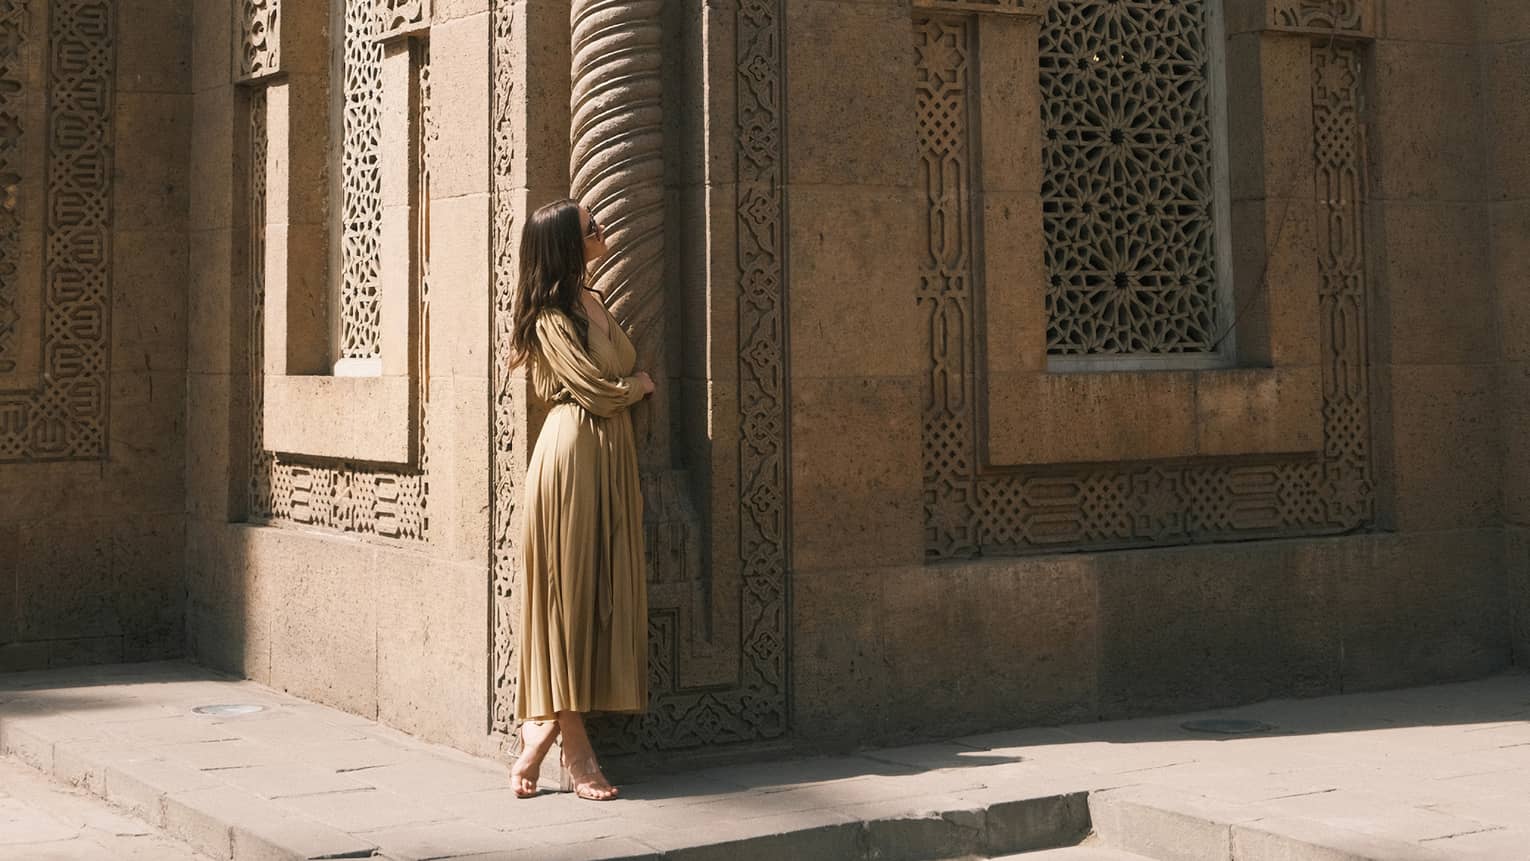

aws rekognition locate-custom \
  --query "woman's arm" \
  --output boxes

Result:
[534,312,649,418]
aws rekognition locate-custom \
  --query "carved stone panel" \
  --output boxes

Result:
[918,16,1372,558]
[0,0,113,463]
[377,0,429,40]
[340,0,384,360]
[238,0,280,81]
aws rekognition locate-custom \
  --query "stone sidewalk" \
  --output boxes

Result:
[0,662,1527,860]
[0,751,209,860]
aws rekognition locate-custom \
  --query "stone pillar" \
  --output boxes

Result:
[569,0,704,621]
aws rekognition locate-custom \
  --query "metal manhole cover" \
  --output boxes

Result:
[1181,718,1273,735]
[191,704,267,717]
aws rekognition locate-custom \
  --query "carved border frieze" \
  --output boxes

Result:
[919,15,1373,558]
[0,0,113,462]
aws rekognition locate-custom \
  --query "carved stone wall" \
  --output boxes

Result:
[1040,0,1222,356]
[0,0,114,462]
[919,12,1372,558]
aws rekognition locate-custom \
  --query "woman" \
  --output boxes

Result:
[504,199,655,801]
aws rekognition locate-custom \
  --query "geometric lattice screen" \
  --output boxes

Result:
[1040,0,1222,356]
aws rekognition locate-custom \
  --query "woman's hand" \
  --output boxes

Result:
[634,371,656,397]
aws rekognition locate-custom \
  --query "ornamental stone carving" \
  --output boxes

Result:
[0,0,114,462]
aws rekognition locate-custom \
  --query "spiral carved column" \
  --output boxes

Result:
[570,0,668,464]
[571,0,704,607]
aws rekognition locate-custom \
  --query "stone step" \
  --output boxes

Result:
[991,844,1158,860]
[0,662,1097,861]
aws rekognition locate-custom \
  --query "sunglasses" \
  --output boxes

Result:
[585,212,603,238]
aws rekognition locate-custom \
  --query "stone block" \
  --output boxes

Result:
[1340,530,1511,691]
[1478,0,1530,43]
[1232,816,1458,861]
[788,185,922,380]
[193,0,231,92]
[1482,41,1530,201]
[877,558,1099,736]
[785,0,916,188]
[987,370,1198,465]
[1226,33,1312,204]
[1087,786,1252,861]
[1381,0,1476,44]
[104,757,219,827]
[189,228,235,374]
[16,520,116,641]
[791,569,890,747]
[1384,364,1500,531]
[1372,42,1482,203]
[48,637,126,668]
[1195,366,1322,457]
[1499,362,1530,525]
[262,374,413,465]
[858,804,985,861]
[1374,203,1493,366]
[104,370,188,515]
[113,229,189,373]
[980,189,1048,376]
[1096,539,1343,719]
[790,376,922,573]
[166,784,379,861]
[185,374,240,522]
[0,525,15,644]
[984,792,1091,856]
[427,193,491,378]
[190,87,236,232]
[267,531,379,718]
[1494,201,1530,360]
[375,553,490,753]
[114,92,193,232]
[976,15,1041,195]
[429,13,491,199]
[113,513,186,655]
[646,809,863,861]
[1229,197,1320,368]
[357,820,541,860]
[1508,527,1530,667]
[117,0,192,93]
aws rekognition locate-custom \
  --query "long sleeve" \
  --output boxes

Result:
[534,312,645,418]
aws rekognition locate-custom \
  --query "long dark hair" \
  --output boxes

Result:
[507,198,590,369]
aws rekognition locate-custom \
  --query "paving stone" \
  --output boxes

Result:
[271,787,457,833]
[336,753,507,798]
[858,802,986,861]
[164,784,375,861]
[153,739,295,772]
[1087,786,1250,861]
[206,763,377,800]
[1231,816,1458,861]
[103,756,222,827]
[356,819,543,860]
[639,808,863,861]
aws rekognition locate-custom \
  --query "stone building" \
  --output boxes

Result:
[1,0,1527,766]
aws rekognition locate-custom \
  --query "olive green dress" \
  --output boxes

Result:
[515,305,648,722]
